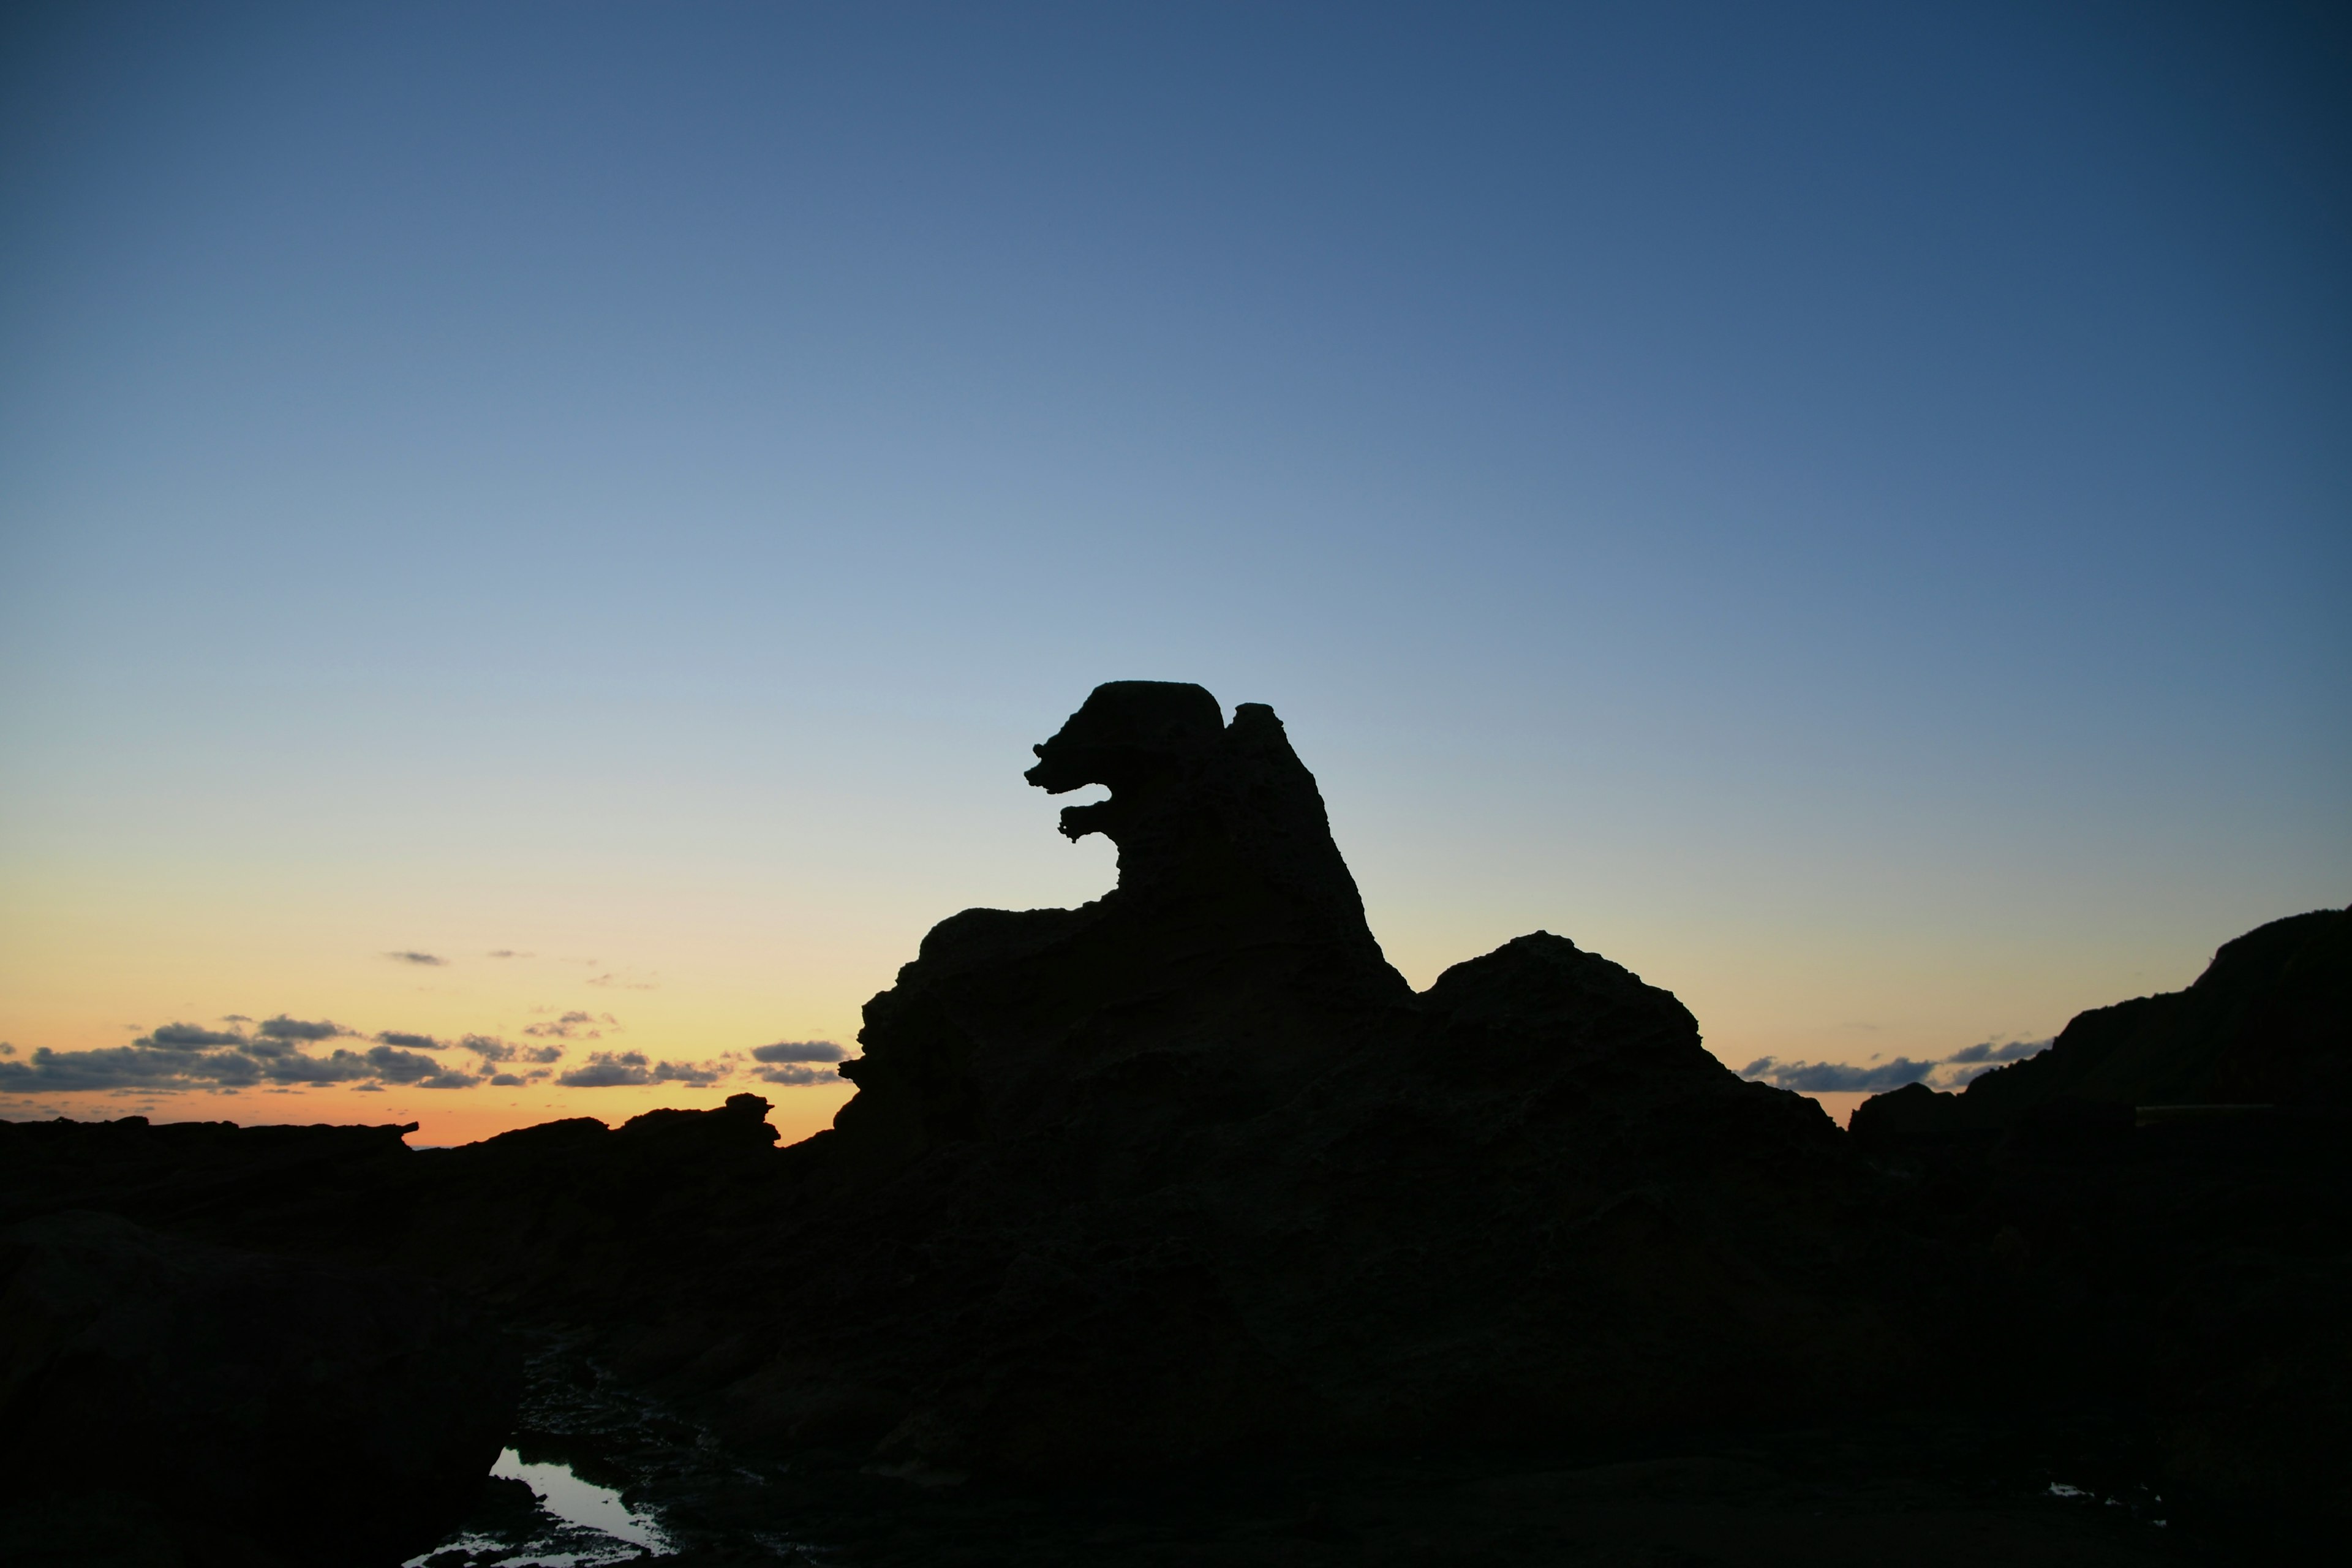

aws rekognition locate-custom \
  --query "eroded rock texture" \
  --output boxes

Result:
[633,682,1896,1475]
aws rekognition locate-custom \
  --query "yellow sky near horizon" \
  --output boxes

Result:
[0,806,2272,1147]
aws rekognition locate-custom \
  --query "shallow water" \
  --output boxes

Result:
[488,1448,668,1551]
[402,1444,668,1568]
[405,1335,2199,1567]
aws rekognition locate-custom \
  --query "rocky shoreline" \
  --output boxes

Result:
[4,684,2344,1564]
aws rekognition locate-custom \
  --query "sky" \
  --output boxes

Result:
[2,1,2345,1144]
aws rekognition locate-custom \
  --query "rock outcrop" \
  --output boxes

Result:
[10,683,2336,1552]
[630,682,1901,1474]
[1852,907,2351,1148]
[1848,905,2352,1525]
[0,1209,518,1567]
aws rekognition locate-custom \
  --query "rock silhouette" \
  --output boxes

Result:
[652,682,1897,1474]
[0,1208,516,1567]
[1852,906,2351,1148]
[1850,904,2352,1526]
[1,684,2342,1559]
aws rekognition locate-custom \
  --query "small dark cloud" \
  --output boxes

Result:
[256,1015,350,1042]
[386,951,447,967]
[2,1044,262,1092]
[1945,1037,2052,1066]
[362,1046,444,1084]
[752,1040,848,1064]
[417,1069,481,1090]
[374,1031,443,1050]
[524,1010,616,1040]
[488,1073,525,1087]
[221,1014,252,1023]
[485,949,529,959]
[1740,1056,1942,1093]
[753,1063,840,1087]
[1741,1036,2054,1095]
[461,1033,516,1061]
[259,1049,377,1085]
[556,1050,652,1088]
[555,1050,729,1088]
[0,1043,14,1057]
[353,1083,384,1092]
[522,1044,563,1063]
[139,1022,247,1049]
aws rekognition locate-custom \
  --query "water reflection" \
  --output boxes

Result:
[403,1447,668,1567]
[491,1449,666,1550]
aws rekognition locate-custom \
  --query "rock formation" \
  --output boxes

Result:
[4,683,2340,1556]
[1848,904,2352,1525]
[629,682,1901,1475]
[1852,907,2351,1149]
[0,1208,517,1567]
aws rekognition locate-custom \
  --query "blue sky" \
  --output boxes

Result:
[2,2,2345,1138]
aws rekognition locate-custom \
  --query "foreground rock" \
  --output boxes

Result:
[1850,905,2352,1525]
[0,1210,518,1567]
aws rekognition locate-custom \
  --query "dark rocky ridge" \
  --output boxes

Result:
[1,682,2343,1561]
[635,682,1901,1474]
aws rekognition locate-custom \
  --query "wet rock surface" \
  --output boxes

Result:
[2,684,2344,1561]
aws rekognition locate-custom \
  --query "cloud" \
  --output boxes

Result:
[1,1001,710,1100]
[586,972,657,991]
[221,1014,252,1023]
[752,1040,848,1064]
[1944,1037,2053,1065]
[138,1022,246,1049]
[524,1011,614,1040]
[1740,1057,1942,1093]
[386,951,447,967]
[256,1016,351,1042]
[362,1046,445,1084]
[555,1050,730,1088]
[485,950,530,959]
[556,1051,653,1087]
[2,1044,264,1092]
[753,1063,841,1086]
[1741,1036,2054,1095]
[0,1025,481,1095]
